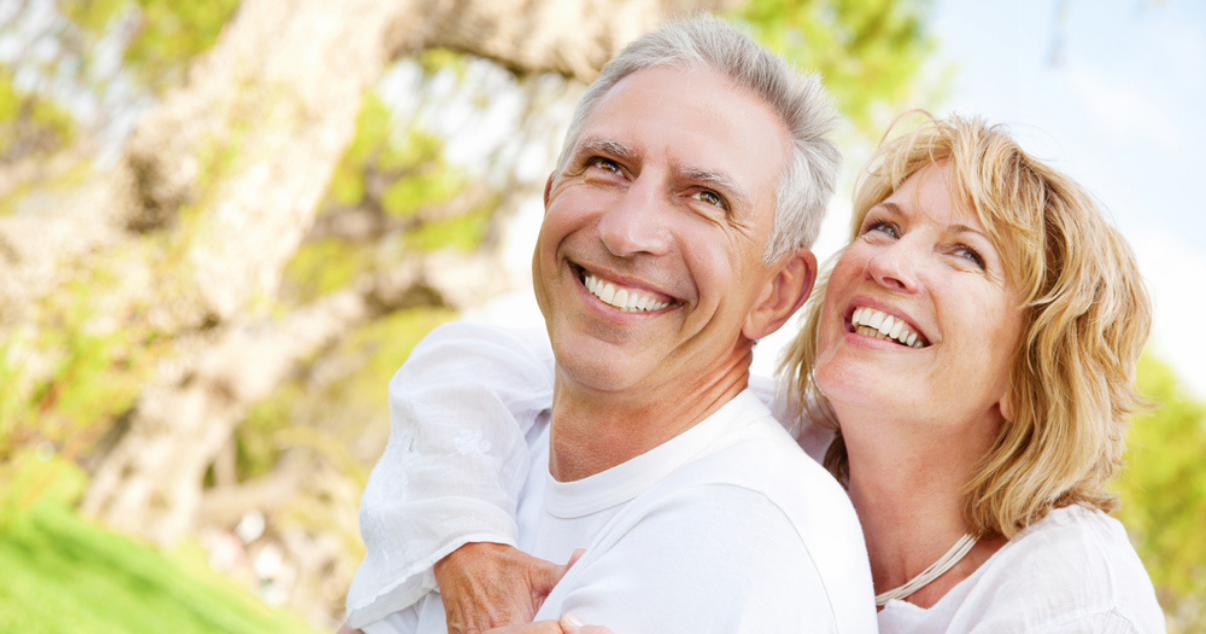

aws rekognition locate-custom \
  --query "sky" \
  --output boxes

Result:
[472,0,1206,397]
[925,0,1206,396]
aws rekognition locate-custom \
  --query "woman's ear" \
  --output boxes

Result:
[743,247,817,341]
[998,383,1015,423]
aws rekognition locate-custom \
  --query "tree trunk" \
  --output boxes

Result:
[65,0,741,545]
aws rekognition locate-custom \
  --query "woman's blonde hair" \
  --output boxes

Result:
[779,112,1152,538]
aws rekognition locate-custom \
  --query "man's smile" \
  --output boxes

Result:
[579,269,674,313]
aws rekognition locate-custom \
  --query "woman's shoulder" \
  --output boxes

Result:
[995,505,1140,573]
[951,505,1165,632]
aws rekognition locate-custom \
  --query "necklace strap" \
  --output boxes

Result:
[875,534,977,607]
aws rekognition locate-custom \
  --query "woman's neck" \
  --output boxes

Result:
[839,406,1007,608]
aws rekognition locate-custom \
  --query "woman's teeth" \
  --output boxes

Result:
[584,274,669,312]
[851,306,928,348]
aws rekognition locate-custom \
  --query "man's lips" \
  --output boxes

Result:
[577,268,675,313]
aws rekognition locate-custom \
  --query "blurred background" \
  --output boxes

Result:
[0,0,1202,632]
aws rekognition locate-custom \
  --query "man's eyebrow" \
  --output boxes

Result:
[575,138,636,161]
[679,166,752,210]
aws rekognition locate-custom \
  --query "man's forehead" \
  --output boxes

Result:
[569,64,789,201]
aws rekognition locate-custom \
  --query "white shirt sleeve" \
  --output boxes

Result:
[345,322,555,628]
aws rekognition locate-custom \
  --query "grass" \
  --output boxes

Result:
[0,454,320,634]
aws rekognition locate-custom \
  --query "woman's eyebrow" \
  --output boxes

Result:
[872,201,903,217]
[948,223,990,241]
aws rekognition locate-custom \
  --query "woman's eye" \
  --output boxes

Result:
[863,221,899,239]
[953,246,986,269]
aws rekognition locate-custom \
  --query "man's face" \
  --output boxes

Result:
[532,65,794,397]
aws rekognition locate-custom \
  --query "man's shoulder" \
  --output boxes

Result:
[686,394,849,512]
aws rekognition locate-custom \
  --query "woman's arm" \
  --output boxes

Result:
[345,322,556,629]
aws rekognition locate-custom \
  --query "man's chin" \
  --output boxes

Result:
[552,341,655,395]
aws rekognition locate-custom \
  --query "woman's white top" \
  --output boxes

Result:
[878,505,1165,633]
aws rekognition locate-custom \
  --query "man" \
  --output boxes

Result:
[344,18,874,633]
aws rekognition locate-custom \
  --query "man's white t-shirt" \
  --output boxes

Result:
[365,388,876,633]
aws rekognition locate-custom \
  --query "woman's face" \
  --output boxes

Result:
[814,163,1025,431]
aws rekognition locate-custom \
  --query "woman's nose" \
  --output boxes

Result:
[596,181,672,258]
[866,242,921,292]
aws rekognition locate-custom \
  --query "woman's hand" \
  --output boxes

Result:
[435,543,585,633]
[484,612,613,634]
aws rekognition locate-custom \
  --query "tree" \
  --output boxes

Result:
[1114,354,1206,631]
[0,0,936,624]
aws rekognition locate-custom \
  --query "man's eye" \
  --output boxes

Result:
[696,189,726,208]
[590,158,621,174]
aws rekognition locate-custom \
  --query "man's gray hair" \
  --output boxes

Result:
[554,17,841,263]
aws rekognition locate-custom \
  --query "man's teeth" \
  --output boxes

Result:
[584,274,669,312]
[851,306,927,348]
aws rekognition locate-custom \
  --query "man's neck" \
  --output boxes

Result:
[547,353,752,482]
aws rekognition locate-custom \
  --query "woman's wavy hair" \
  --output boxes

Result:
[779,112,1151,538]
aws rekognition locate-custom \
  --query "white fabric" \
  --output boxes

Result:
[877,505,1165,633]
[366,388,876,633]
[347,324,554,627]
[347,323,1164,634]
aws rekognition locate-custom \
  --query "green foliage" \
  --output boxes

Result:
[732,0,937,133]
[405,199,495,253]
[281,239,373,305]
[234,308,453,486]
[336,308,457,409]
[327,93,394,207]
[381,163,467,218]
[1114,354,1206,615]
[61,0,240,91]
[288,91,484,301]
[0,68,78,164]
[0,485,319,633]
[58,0,128,33]
[0,276,160,460]
[327,93,467,216]
[237,385,302,483]
[0,450,89,518]
[415,48,470,78]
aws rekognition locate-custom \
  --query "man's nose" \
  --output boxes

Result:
[596,179,673,258]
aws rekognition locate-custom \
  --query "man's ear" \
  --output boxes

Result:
[743,247,817,341]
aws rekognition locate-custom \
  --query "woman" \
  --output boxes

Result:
[348,114,1165,632]
[776,113,1162,630]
